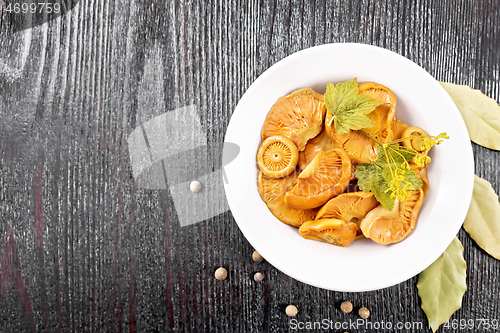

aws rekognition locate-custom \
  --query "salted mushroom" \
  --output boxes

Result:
[261,88,326,151]
[258,172,317,227]
[360,187,425,245]
[257,135,299,178]
[316,192,380,239]
[284,149,352,210]
[299,218,357,247]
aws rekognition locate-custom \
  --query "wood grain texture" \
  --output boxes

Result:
[0,0,499,332]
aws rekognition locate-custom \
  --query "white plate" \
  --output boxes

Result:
[223,43,474,292]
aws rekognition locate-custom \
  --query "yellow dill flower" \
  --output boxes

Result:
[421,132,449,151]
[436,132,449,142]
[386,178,414,201]
[421,138,436,151]
[384,168,415,201]
[414,153,432,167]
[356,130,445,211]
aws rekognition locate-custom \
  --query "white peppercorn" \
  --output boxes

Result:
[190,180,202,193]
[214,267,227,280]
[285,304,298,316]
[252,251,264,263]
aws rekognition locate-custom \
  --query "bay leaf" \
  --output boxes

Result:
[440,82,500,150]
[417,236,467,333]
[463,175,500,260]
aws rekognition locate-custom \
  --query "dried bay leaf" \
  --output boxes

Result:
[417,237,467,333]
[463,175,500,260]
[440,82,500,150]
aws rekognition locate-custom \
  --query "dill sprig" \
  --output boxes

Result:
[355,131,448,210]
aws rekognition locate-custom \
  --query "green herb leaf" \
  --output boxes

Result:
[376,142,417,166]
[463,175,500,260]
[355,162,393,210]
[355,144,422,210]
[325,78,383,134]
[417,236,467,333]
[440,82,500,150]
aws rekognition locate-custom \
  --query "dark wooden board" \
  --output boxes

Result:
[1,0,499,332]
